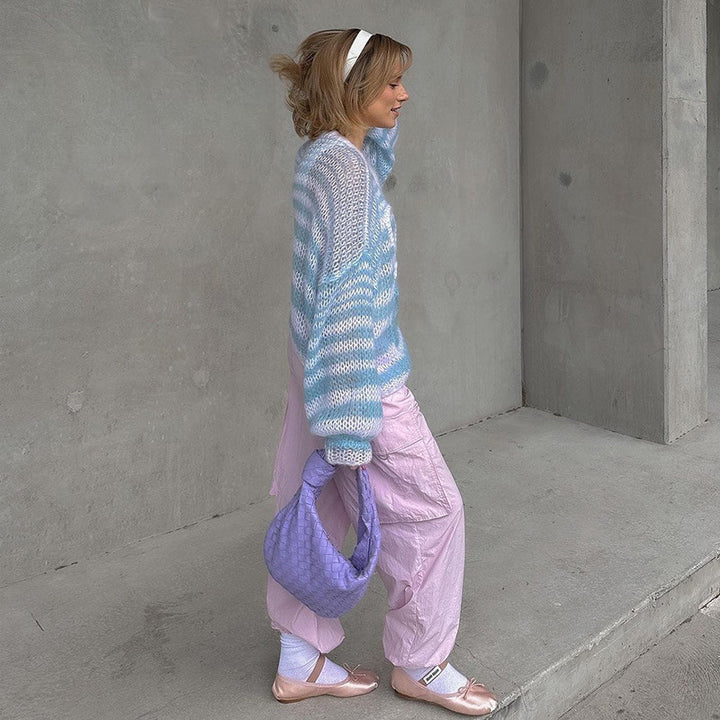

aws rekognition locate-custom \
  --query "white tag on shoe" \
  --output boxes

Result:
[419,665,444,686]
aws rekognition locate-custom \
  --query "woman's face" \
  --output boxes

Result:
[359,74,409,129]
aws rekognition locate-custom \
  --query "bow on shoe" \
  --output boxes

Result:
[459,678,478,698]
[457,678,499,714]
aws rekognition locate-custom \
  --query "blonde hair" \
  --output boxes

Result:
[270,29,412,140]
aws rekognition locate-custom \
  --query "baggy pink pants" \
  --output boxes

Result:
[266,341,465,668]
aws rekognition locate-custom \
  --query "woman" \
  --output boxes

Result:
[267,29,498,716]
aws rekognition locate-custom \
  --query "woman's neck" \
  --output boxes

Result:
[343,124,369,151]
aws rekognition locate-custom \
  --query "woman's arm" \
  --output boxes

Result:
[362,124,399,185]
[303,147,382,466]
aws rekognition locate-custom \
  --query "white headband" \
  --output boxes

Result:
[343,30,373,81]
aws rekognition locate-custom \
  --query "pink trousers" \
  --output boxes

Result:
[266,341,466,667]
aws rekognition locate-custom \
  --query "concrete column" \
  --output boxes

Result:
[709,0,720,290]
[665,1,708,440]
[522,0,707,443]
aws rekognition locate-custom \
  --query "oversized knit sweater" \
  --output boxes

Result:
[290,124,411,466]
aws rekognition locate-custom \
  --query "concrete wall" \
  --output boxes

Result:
[522,0,706,443]
[709,0,720,290]
[0,0,520,584]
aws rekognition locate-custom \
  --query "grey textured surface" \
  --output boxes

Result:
[522,0,707,444]
[1,291,718,720]
[709,0,720,290]
[561,612,720,720]
[0,0,521,584]
[664,0,708,443]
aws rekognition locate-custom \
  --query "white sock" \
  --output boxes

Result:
[404,661,469,694]
[278,633,348,684]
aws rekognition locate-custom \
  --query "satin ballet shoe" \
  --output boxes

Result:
[391,665,499,716]
[271,655,379,703]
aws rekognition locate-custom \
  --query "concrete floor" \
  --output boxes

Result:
[1,291,719,720]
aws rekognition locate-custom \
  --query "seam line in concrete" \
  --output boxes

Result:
[0,510,243,592]
[436,406,523,438]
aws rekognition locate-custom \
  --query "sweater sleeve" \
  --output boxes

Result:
[303,147,383,466]
[362,125,398,185]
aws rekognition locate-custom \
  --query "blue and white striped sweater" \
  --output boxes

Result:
[289,125,411,465]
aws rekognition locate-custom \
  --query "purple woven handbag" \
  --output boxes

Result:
[263,449,381,618]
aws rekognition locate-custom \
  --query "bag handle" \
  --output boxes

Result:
[350,464,378,571]
[301,449,338,489]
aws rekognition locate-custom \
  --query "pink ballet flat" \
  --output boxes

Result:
[271,655,379,703]
[391,663,499,716]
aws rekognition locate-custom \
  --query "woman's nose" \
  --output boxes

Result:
[398,84,409,102]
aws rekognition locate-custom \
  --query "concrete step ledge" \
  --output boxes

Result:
[495,548,720,719]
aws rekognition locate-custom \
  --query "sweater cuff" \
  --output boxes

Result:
[366,124,398,149]
[325,435,372,466]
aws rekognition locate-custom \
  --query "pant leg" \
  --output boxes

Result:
[265,339,351,654]
[333,385,466,668]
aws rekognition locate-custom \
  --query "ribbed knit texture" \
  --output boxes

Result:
[290,125,411,466]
